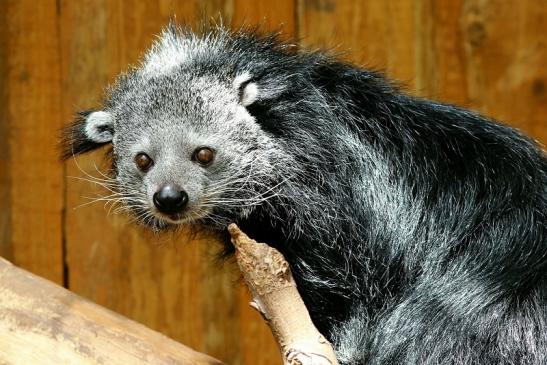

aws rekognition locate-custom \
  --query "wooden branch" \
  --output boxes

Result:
[228,224,339,365]
[0,257,224,365]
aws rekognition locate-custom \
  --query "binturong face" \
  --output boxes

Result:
[61,29,290,232]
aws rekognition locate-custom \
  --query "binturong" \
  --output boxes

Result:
[60,24,547,365]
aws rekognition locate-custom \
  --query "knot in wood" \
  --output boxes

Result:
[228,224,295,295]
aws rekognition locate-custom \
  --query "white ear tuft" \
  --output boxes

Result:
[84,111,114,143]
[233,72,252,89]
[240,82,258,106]
[234,72,259,107]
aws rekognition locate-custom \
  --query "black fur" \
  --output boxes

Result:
[59,110,110,160]
[64,26,547,365]
[213,29,547,365]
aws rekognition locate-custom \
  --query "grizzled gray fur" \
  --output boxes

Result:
[61,24,547,365]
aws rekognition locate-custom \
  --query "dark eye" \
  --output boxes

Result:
[193,147,215,166]
[135,152,153,172]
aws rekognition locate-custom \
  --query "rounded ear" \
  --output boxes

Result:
[233,72,258,107]
[59,110,114,160]
[84,111,114,143]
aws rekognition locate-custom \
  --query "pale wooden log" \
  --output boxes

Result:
[0,257,224,365]
[228,224,339,365]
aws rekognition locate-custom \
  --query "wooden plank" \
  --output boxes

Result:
[0,0,64,283]
[414,0,547,142]
[297,0,546,145]
[297,0,419,90]
[59,1,243,364]
[0,257,224,365]
[0,1,12,261]
[226,0,296,35]
[459,0,547,143]
[415,0,469,104]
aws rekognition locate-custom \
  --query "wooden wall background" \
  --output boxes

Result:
[0,1,545,363]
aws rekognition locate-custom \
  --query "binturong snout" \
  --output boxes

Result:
[153,184,188,214]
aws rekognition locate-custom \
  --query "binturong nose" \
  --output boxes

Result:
[153,184,188,214]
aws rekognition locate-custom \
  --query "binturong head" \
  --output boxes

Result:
[60,25,295,232]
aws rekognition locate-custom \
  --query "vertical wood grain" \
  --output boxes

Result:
[0,1,12,261]
[0,0,64,284]
[460,0,547,143]
[415,0,469,103]
[298,0,419,89]
[297,0,546,144]
[226,0,296,35]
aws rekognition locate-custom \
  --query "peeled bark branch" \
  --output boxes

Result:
[0,257,224,365]
[228,224,339,365]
